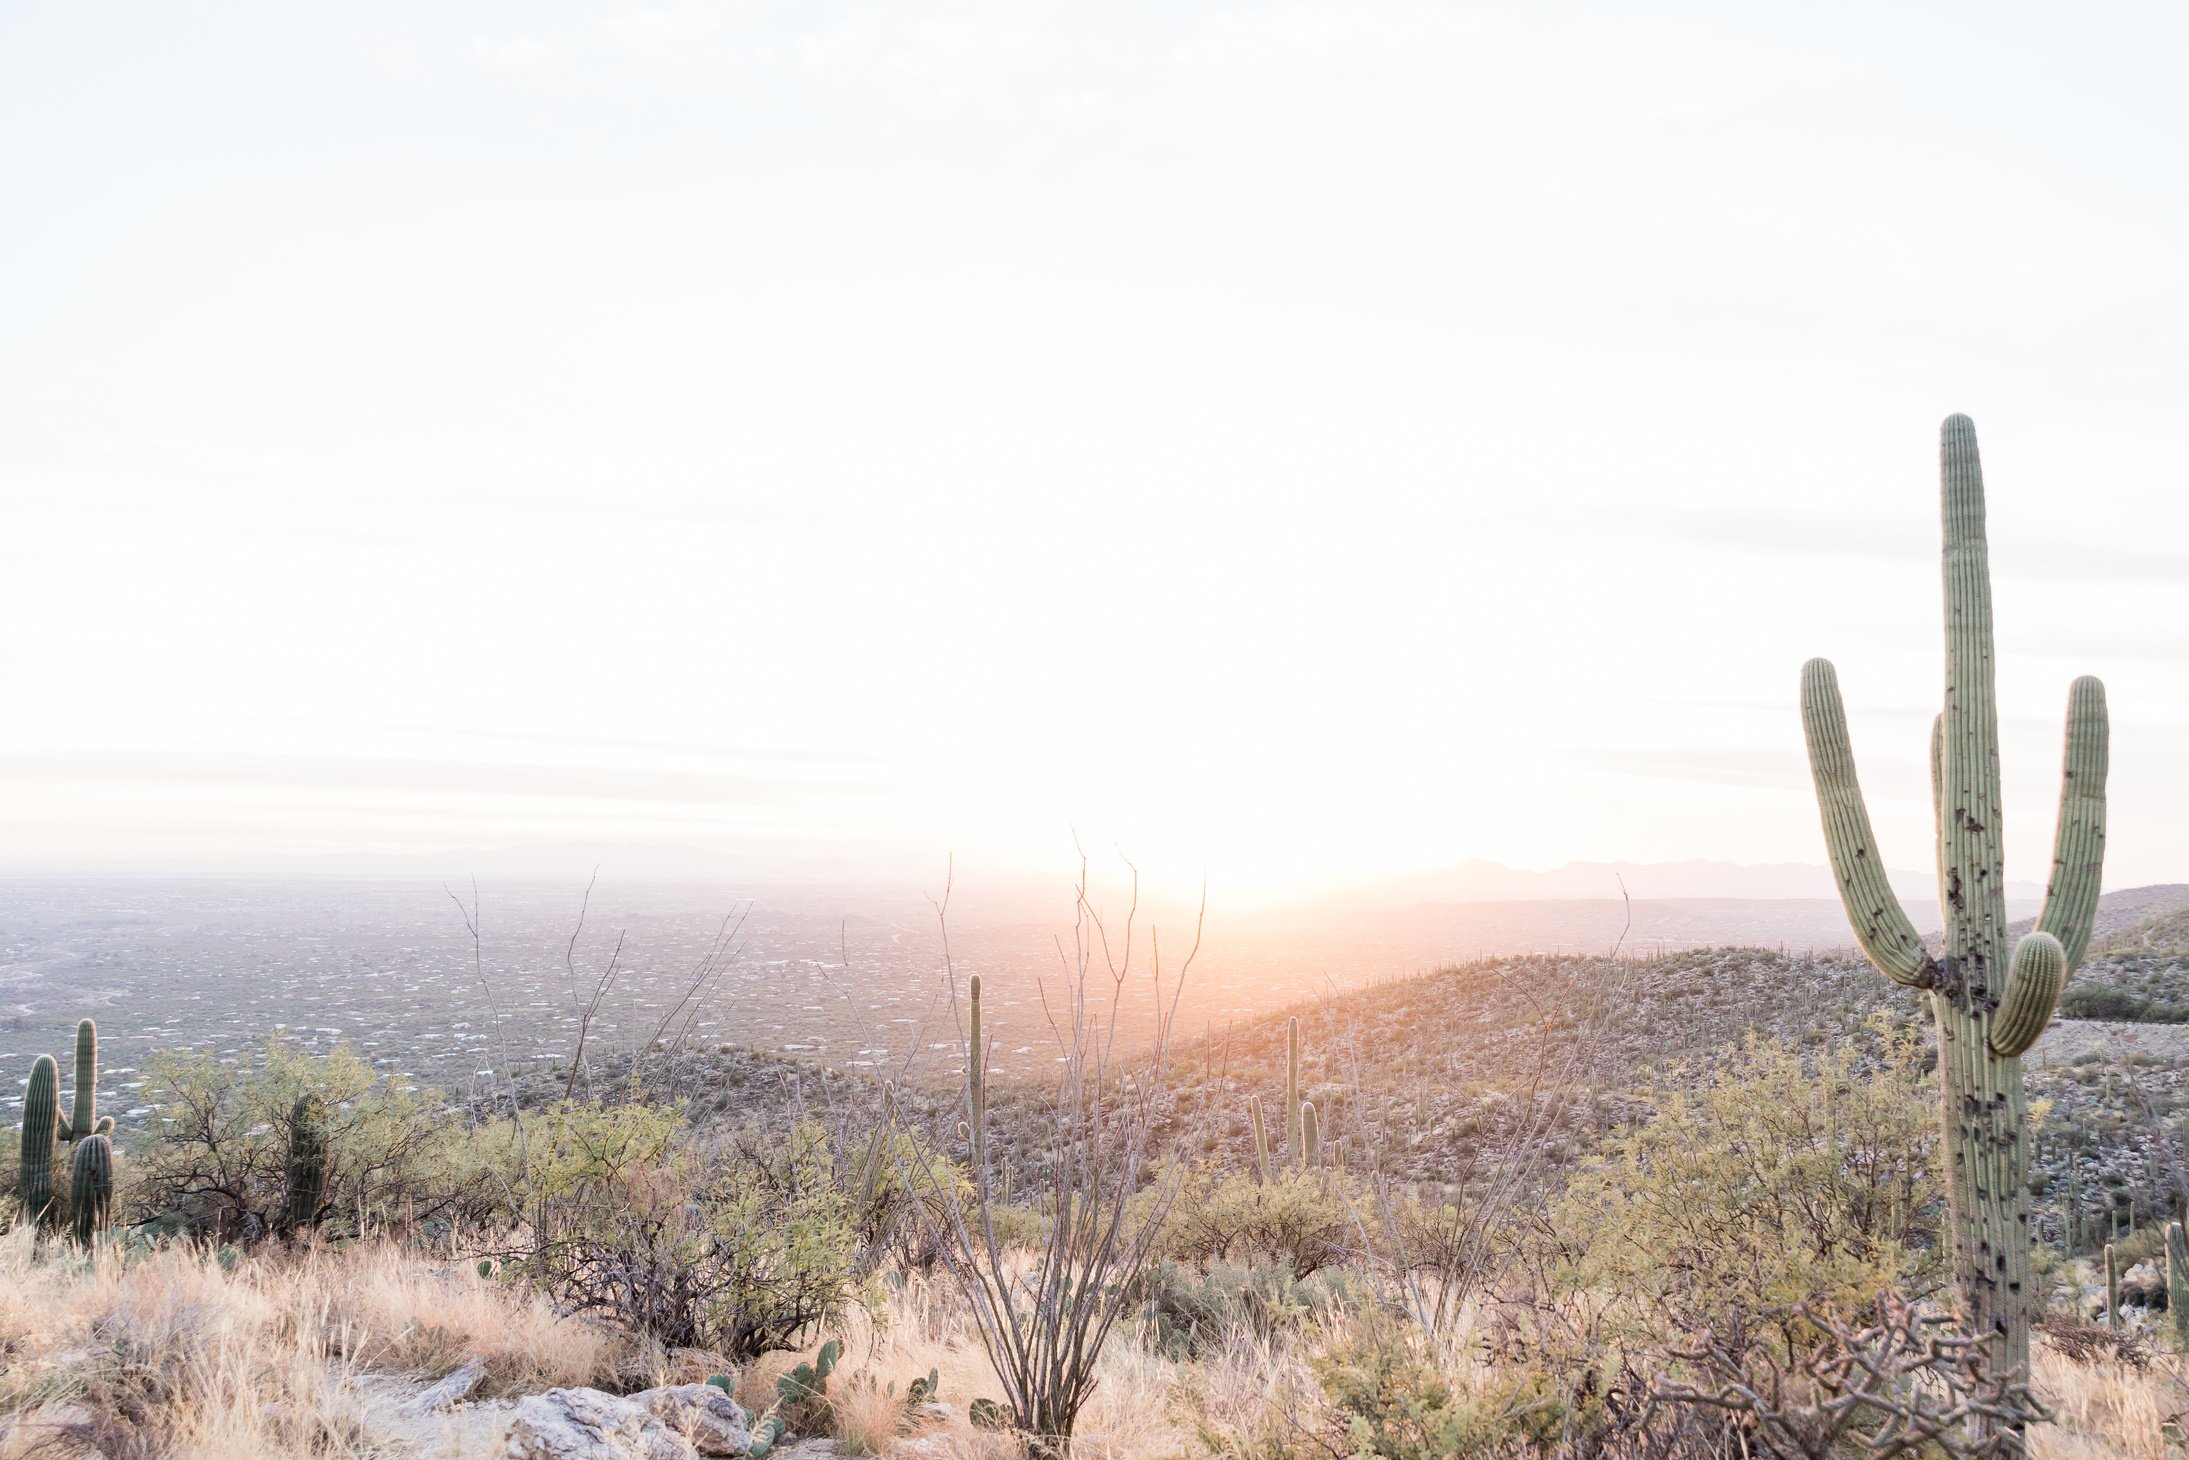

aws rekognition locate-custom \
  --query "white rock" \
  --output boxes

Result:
[633,1384,752,1456]
[500,1387,700,1460]
[402,1357,488,1417]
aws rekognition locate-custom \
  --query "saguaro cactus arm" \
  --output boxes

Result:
[67,1019,98,1147]
[1799,658,1938,988]
[2035,676,2109,970]
[1990,933,2064,1058]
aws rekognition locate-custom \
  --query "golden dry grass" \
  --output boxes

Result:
[0,1227,636,1459]
[2030,1343,2189,1460]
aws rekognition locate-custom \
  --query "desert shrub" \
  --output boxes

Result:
[1162,1167,1365,1278]
[1546,1026,1942,1350]
[129,1042,499,1242]
[1313,1311,1602,1460]
[511,1103,864,1359]
[2059,983,2189,1022]
[1133,1257,1363,1355]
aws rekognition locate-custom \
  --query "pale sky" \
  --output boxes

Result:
[6,3,2189,899]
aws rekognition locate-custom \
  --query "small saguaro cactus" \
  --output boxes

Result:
[70,1133,112,1248]
[2104,1243,2120,1328]
[18,1055,60,1230]
[285,1094,329,1232]
[1247,1095,1272,1184]
[1801,415,2108,1377]
[967,975,987,1179]
[1300,1101,1320,1172]
[2168,1221,2189,1346]
[1285,1017,1302,1160]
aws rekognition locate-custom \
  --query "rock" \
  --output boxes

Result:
[402,1357,488,1417]
[501,1387,700,1460]
[633,1384,752,1456]
[769,1442,841,1460]
[2122,1261,2166,1309]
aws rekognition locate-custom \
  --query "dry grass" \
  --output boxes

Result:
[0,1227,638,1459]
[2031,1342,2189,1460]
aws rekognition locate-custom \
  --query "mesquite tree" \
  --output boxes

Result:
[1799,413,2108,1377]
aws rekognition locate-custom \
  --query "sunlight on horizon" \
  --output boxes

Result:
[7,3,2189,897]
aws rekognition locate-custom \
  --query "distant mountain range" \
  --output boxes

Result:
[1348,858,2046,906]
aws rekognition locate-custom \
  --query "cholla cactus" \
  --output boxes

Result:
[18,1055,59,1230]
[69,1133,112,1248]
[1800,414,2109,1377]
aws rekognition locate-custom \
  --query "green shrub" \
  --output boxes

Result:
[1547,1026,1942,1348]
[514,1108,864,1359]
[1161,1166,1364,1277]
[1313,1312,1598,1460]
[130,1042,499,1242]
[1132,1257,1362,1354]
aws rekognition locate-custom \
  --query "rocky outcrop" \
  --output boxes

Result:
[635,1384,752,1457]
[500,1387,706,1460]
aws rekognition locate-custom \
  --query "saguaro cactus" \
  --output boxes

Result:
[1285,1017,1301,1160]
[70,1133,112,1248]
[18,1055,60,1229]
[2167,1221,2188,1345]
[1247,1095,1272,1184]
[58,1018,111,1146]
[2104,1243,2119,1328]
[1300,1101,1319,1172]
[285,1094,329,1232]
[1801,414,2109,1377]
[963,976,989,1182]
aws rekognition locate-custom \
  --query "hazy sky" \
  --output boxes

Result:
[6,3,2189,898]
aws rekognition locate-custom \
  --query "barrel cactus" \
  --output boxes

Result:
[285,1094,329,1232]
[17,1054,60,1230]
[1800,414,2108,1376]
[69,1133,113,1248]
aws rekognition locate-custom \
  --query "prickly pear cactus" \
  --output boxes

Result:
[18,1055,60,1230]
[1800,414,2108,1377]
[285,1094,329,1232]
[70,1132,113,1248]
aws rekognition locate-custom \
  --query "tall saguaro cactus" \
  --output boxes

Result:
[967,975,987,1179]
[58,1019,111,1146]
[1285,1017,1301,1161]
[18,1055,60,1229]
[1801,414,2109,1377]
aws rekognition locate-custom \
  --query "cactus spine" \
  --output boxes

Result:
[2104,1242,2119,1327]
[1247,1095,1271,1184]
[69,1133,112,1248]
[1801,414,2108,1378]
[285,1094,328,1232]
[18,1055,59,1230]
[2169,1221,2189,1345]
[1285,1017,1301,1161]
